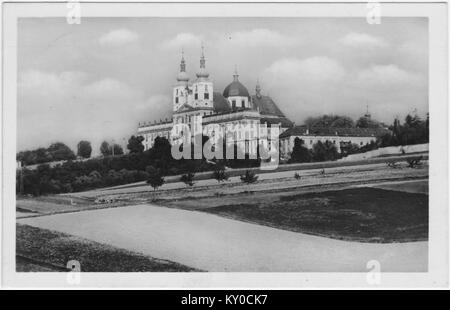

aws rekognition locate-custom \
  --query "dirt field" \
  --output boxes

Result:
[200,187,428,243]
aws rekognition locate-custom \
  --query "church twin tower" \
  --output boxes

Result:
[173,47,214,112]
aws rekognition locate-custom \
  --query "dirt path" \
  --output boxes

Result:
[18,204,427,272]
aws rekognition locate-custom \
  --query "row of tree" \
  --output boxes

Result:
[304,114,384,129]
[17,135,259,196]
[17,136,146,166]
[379,113,429,147]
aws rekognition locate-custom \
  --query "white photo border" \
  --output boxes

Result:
[1,1,448,289]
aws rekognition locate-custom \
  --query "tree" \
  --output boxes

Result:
[127,135,145,154]
[356,116,382,128]
[330,116,355,128]
[100,141,112,156]
[305,115,354,128]
[112,144,124,156]
[340,142,360,156]
[180,172,195,187]
[311,140,339,162]
[290,138,311,163]
[146,166,165,190]
[47,142,76,161]
[213,165,229,183]
[240,170,258,185]
[77,140,92,158]
[380,113,429,147]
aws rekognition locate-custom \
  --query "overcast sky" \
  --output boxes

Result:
[18,17,428,154]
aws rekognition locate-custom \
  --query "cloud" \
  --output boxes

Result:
[83,78,138,100]
[161,33,203,50]
[357,64,423,86]
[224,28,297,47]
[99,29,139,46]
[136,95,173,123]
[340,32,388,48]
[18,70,87,97]
[18,70,149,154]
[259,57,348,122]
[263,57,346,83]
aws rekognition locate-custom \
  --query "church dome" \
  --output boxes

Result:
[177,71,189,82]
[196,67,209,79]
[223,68,250,98]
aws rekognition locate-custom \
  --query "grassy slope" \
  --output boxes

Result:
[203,187,428,243]
[16,224,198,272]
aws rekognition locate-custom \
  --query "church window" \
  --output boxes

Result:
[175,97,178,104]
[204,93,209,100]
[242,99,245,107]
[195,93,198,100]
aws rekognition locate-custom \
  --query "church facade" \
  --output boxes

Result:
[137,49,293,154]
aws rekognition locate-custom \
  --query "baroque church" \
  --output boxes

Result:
[137,48,293,153]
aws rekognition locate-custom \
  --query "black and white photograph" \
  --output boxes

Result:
[0,1,448,290]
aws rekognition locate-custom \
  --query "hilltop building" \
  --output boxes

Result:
[137,48,389,159]
[137,48,293,154]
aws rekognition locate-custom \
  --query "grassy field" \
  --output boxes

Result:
[16,224,197,272]
[202,187,428,243]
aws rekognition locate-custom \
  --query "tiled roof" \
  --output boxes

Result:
[251,95,286,118]
[279,125,391,138]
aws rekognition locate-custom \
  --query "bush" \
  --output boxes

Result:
[146,166,165,190]
[311,141,339,162]
[240,170,258,185]
[17,142,75,166]
[180,172,195,187]
[290,138,312,163]
[213,166,229,183]
[406,156,423,168]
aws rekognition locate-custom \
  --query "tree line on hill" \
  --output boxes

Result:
[16,135,262,196]
[17,139,128,166]
[289,113,429,163]
[304,114,385,129]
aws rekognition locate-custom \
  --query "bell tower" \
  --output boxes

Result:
[173,50,190,112]
[192,44,213,109]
